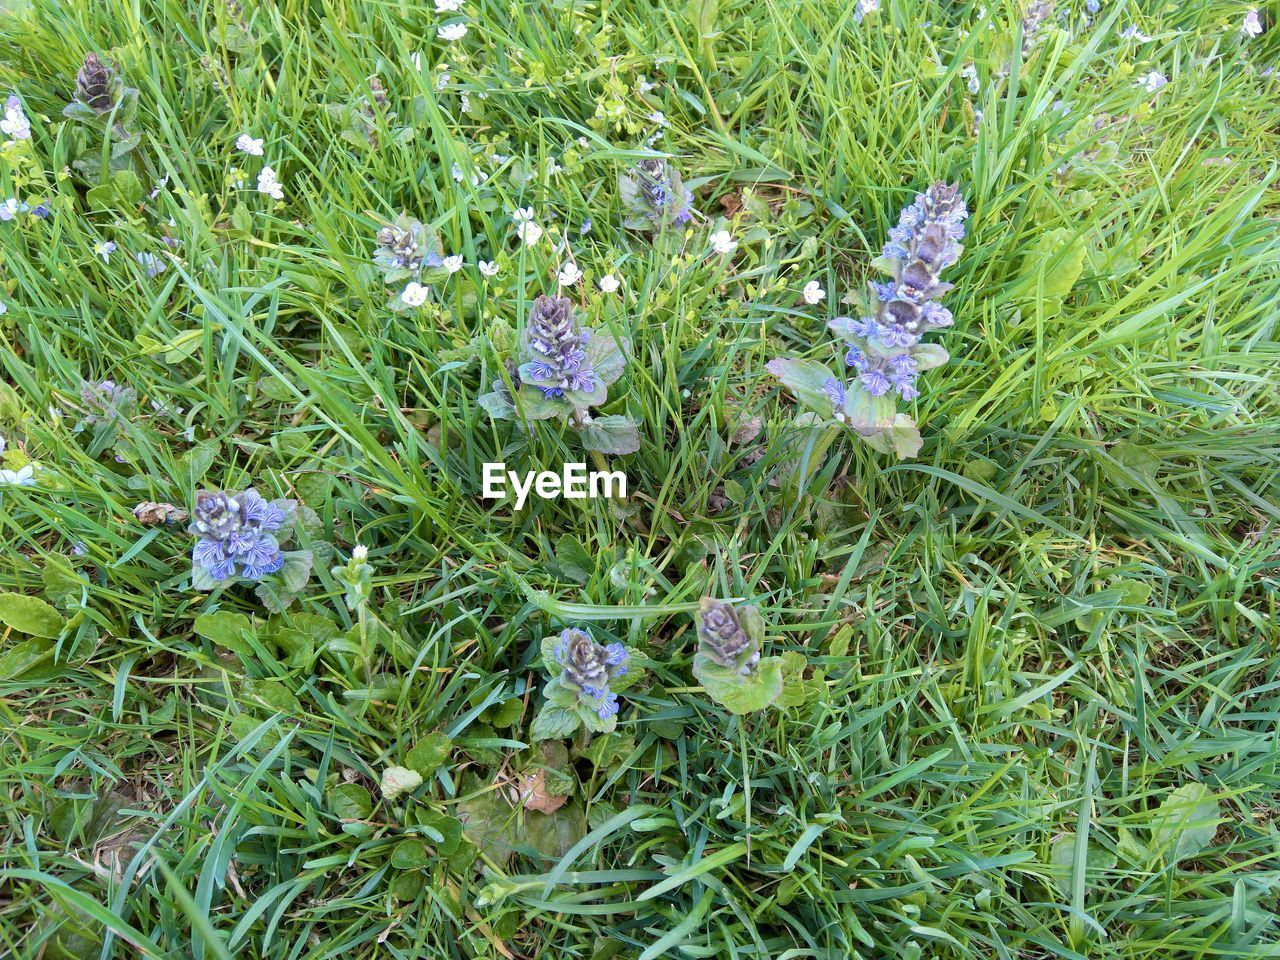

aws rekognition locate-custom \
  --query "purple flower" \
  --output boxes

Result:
[79,379,135,424]
[552,627,630,718]
[190,487,296,583]
[593,691,619,719]
[846,349,921,401]
[861,367,891,397]
[2,95,31,141]
[518,295,600,397]
[822,377,847,419]
[695,598,762,676]
[620,158,694,230]
[373,214,442,281]
[824,182,968,406]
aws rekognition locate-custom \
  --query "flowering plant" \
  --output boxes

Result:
[327,76,415,149]
[75,379,137,459]
[531,627,639,740]
[619,158,693,231]
[768,182,968,459]
[189,488,315,609]
[478,295,640,454]
[62,53,142,183]
[373,213,448,309]
[692,598,784,714]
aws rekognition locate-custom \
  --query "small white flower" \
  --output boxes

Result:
[557,262,583,286]
[0,463,36,487]
[443,254,463,273]
[352,544,369,561]
[637,76,657,94]
[401,282,429,306]
[0,198,22,222]
[93,240,116,263]
[257,165,284,200]
[1,96,31,141]
[459,92,472,113]
[1243,9,1264,37]
[961,63,980,94]
[236,134,264,156]
[511,206,535,223]
[435,0,463,10]
[1120,25,1152,41]
[478,260,500,277]
[516,220,543,246]
[599,273,620,293]
[437,22,468,41]
[409,51,424,70]
[648,110,668,127]
[0,434,5,455]
[1137,70,1168,92]
[802,280,826,305]
[0,301,7,315]
[710,230,738,256]
[546,157,563,176]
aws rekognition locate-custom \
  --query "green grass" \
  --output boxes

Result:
[1,0,1279,957]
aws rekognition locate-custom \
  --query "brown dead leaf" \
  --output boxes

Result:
[730,412,762,445]
[133,501,188,526]
[516,768,568,815]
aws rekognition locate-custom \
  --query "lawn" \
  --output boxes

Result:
[1,0,1279,957]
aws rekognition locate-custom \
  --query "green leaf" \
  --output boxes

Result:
[693,655,784,714]
[540,640,566,677]
[280,550,314,593]
[0,593,67,638]
[43,556,87,610]
[329,783,372,821]
[554,535,594,583]
[580,734,637,771]
[766,357,836,415]
[418,811,464,855]
[406,732,454,778]
[0,637,55,681]
[1046,835,1116,893]
[477,389,516,421]
[775,652,826,708]
[586,332,629,388]
[231,203,253,236]
[532,702,581,741]
[1148,784,1220,864]
[578,703,618,734]
[391,838,430,870]
[1106,441,1160,491]
[1019,227,1086,310]
[860,414,924,459]
[194,611,254,657]
[484,698,524,728]
[910,342,949,371]
[241,679,300,716]
[457,787,518,866]
[841,381,897,438]
[578,415,641,455]
[523,801,589,859]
